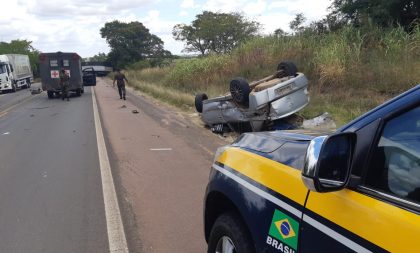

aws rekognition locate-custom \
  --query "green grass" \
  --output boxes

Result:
[124,24,420,126]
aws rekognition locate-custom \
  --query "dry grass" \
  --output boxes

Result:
[127,72,194,110]
[124,25,420,127]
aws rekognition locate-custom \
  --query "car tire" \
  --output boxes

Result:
[277,61,297,77]
[230,77,250,106]
[12,83,17,93]
[207,212,255,253]
[195,93,208,113]
[81,87,84,94]
[47,91,54,99]
[76,89,81,97]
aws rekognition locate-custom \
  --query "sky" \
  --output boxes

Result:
[1,0,332,58]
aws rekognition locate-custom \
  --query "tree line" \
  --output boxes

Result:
[100,0,418,68]
[1,0,418,71]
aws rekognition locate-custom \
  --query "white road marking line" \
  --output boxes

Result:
[0,92,40,118]
[2,132,10,135]
[149,148,172,151]
[92,87,129,253]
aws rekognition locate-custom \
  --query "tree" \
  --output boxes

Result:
[273,28,287,37]
[173,11,260,55]
[100,21,171,68]
[0,39,40,77]
[331,0,419,29]
[289,13,306,34]
[87,52,108,62]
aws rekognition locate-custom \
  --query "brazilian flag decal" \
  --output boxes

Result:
[268,209,299,250]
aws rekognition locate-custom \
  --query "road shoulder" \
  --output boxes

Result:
[94,78,227,252]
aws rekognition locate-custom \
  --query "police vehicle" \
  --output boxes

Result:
[204,85,420,253]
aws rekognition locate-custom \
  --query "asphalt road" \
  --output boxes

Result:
[0,84,41,112]
[0,79,228,253]
[0,87,109,252]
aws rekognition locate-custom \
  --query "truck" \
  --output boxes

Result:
[39,52,84,99]
[204,85,420,253]
[0,54,33,93]
[81,61,112,76]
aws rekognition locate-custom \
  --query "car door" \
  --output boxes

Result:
[299,105,420,252]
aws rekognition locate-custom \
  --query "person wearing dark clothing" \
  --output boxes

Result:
[59,69,70,101]
[113,69,128,100]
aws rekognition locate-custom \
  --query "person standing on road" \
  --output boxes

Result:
[59,68,70,101]
[113,69,128,100]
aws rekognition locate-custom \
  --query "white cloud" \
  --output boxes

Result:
[268,0,332,20]
[255,12,295,34]
[1,0,333,56]
[243,0,267,16]
[202,0,248,12]
[0,0,154,57]
[140,10,177,34]
[179,11,189,16]
[181,0,196,9]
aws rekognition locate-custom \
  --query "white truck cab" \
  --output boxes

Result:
[0,54,33,93]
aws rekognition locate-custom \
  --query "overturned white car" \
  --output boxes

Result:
[195,61,309,132]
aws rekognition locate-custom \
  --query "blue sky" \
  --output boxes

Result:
[1,0,332,57]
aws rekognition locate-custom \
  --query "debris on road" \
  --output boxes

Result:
[302,112,336,129]
[132,110,139,114]
[120,105,127,109]
[31,88,42,95]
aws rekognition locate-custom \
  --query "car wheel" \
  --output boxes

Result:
[12,83,17,92]
[230,77,250,106]
[207,213,255,253]
[81,87,84,93]
[76,89,81,97]
[195,93,208,113]
[47,91,54,99]
[277,61,297,77]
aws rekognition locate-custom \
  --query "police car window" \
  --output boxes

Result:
[63,60,70,67]
[365,106,420,204]
[50,60,58,67]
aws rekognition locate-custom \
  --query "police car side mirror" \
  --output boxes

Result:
[301,133,356,193]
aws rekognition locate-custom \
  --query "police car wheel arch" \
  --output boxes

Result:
[208,212,256,253]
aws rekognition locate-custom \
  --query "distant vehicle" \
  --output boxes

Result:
[82,67,96,86]
[204,85,420,253]
[82,62,112,76]
[195,62,309,132]
[39,52,84,99]
[0,54,33,93]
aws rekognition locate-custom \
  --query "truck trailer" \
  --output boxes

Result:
[39,52,84,99]
[0,54,33,93]
[82,61,112,76]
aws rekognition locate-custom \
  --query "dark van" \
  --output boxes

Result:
[39,52,84,99]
